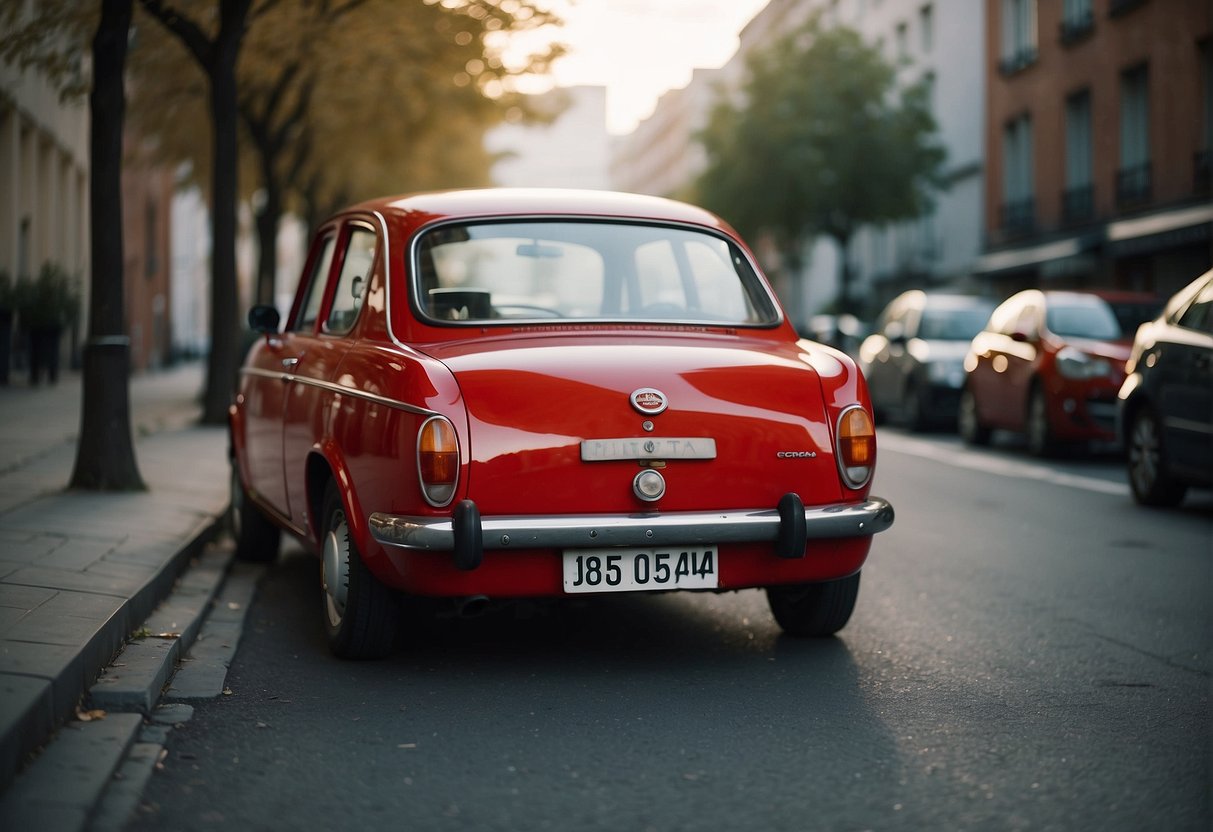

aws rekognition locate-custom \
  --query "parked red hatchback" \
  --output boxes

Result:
[959,289,1161,455]
[229,189,894,658]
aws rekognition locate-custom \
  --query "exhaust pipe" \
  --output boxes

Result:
[454,594,491,618]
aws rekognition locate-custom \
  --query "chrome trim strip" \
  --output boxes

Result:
[239,366,438,417]
[369,496,894,552]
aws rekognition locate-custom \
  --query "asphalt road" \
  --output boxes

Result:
[127,431,1211,831]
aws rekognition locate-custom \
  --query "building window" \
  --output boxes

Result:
[920,4,933,53]
[921,71,936,117]
[145,197,159,278]
[1108,0,1146,17]
[896,22,909,61]
[1002,114,1035,233]
[1060,0,1094,44]
[999,0,1037,75]
[1063,89,1093,223]
[1117,64,1151,207]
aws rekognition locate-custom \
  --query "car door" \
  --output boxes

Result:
[241,230,338,521]
[282,221,379,532]
[1162,277,1213,475]
[865,298,907,412]
[998,300,1043,429]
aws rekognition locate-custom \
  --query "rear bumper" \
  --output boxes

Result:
[369,495,894,568]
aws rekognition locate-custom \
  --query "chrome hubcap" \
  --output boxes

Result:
[322,511,351,628]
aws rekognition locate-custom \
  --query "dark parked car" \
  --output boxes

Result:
[859,291,995,430]
[959,289,1162,455]
[1118,269,1213,506]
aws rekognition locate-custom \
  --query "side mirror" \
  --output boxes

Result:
[248,305,280,334]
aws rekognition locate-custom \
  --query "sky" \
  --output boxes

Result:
[514,0,770,135]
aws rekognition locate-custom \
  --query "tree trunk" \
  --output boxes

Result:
[199,1,252,425]
[254,179,281,307]
[70,0,145,491]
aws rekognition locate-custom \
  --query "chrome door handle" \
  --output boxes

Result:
[282,358,299,370]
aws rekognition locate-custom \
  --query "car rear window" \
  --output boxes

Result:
[412,220,779,326]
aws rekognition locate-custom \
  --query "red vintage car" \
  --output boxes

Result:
[229,189,894,658]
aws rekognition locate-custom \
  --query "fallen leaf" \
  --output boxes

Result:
[227,602,242,610]
[398,743,417,749]
[256,722,269,729]
[131,628,152,640]
[76,708,107,722]
[155,632,182,639]
[222,688,234,696]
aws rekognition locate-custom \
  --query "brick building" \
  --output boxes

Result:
[977,0,1212,299]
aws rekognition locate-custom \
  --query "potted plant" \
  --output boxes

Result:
[16,263,80,385]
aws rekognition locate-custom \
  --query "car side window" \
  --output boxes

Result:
[324,226,377,334]
[1177,281,1213,335]
[293,234,337,332]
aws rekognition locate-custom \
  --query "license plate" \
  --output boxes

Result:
[562,547,718,593]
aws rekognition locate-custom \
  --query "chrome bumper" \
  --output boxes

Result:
[369,496,894,569]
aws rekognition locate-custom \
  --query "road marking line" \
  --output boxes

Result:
[879,434,1130,497]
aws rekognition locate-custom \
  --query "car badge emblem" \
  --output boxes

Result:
[630,388,668,415]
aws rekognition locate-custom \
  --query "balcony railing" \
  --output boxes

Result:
[1196,151,1211,195]
[1116,164,1152,207]
[998,47,1038,76]
[1062,185,1094,224]
[1000,198,1036,235]
[1059,11,1095,45]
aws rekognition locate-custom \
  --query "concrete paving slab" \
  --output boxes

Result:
[0,361,229,797]
[0,712,143,830]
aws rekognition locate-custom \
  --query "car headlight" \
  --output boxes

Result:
[1056,346,1112,380]
[836,405,875,489]
[417,415,459,507]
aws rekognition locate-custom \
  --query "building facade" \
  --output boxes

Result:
[486,86,611,190]
[610,0,986,324]
[978,0,1212,299]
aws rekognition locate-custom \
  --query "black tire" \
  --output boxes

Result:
[766,572,860,637]
[1025,385,1056,457]
[320,481,400,659]
[1126,406,1187,507]
[230,465,280,563]
[958,387,990,446]
[905,382,928,432]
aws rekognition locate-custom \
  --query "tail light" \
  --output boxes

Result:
[836,405,875,489]
[417,416,459,506]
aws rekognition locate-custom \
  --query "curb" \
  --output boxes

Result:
[0,513,225,790]
[0,533,263,831]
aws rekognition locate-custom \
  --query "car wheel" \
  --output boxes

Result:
[230,465,280,563]
[958,388,990,445]
[766,572,860,637]
[1126,407,1187,507]
[905,382,928,431]
[320,481,400,659]
[1026,386,1056,457]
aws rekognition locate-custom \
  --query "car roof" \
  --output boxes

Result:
[345,188,732,231]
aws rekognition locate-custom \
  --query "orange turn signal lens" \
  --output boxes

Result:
[418,416,458,506]
[837,406,875,488]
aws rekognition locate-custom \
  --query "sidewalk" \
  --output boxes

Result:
[0,362,229,790]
